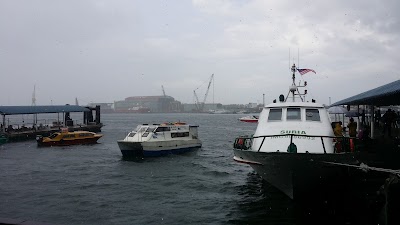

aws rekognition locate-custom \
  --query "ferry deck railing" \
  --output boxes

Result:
[234,134,358,153]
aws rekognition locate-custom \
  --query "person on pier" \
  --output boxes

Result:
[334,122,344,152]
[347,118,357,138]
[382,109,395,138]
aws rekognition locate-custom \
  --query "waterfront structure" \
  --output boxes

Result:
[0,105,102,141]
[88,103,114,113]
[182,103,221,113]
[114,96,182,113]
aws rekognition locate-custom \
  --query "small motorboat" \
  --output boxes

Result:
[117,122,202,158]
[239,115,259,123]
[36,129,103,146]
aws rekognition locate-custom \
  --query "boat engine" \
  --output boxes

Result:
[36,135,43,143]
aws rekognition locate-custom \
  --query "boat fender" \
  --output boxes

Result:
[349,138,354,152]
[235,138,244,149]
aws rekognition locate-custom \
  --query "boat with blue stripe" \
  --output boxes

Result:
[117,122,202,158]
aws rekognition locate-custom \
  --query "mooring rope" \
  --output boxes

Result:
[321,161,400,177]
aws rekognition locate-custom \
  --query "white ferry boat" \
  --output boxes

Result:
[233,64,357,199]
[118,122,202,157]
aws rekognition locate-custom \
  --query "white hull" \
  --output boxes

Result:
[118,139,202,157]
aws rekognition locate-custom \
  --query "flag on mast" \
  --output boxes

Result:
[297,68,316,75]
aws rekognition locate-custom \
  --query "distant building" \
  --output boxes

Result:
[246,103,258,108]
[114,96,182,113]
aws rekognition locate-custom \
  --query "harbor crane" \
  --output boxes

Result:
[193,74,214,112]
[161,85,166,96]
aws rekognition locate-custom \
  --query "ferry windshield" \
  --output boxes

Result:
[268,109,282,121]
[306,109,321,121]
[145,126,157,133]
[287,108,301,120]
[138,127,148,133]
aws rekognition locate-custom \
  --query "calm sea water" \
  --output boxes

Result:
[0,113,368,225]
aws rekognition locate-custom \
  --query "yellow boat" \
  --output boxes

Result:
[36,129,103,147]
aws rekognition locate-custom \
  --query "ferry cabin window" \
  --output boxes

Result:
[62,134,74,139]
[268,109,282,121]
[155,127,171,132]
[287,108,301,120]
[128,132,136,137]
[306,109,321,121]
[171,132,189,138]
[79,133,92,137]
[49,133,58,139]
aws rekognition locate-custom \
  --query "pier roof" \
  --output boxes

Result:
[331,79,400,106]
[0,105,90,115]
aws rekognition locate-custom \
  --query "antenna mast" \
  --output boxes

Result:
[32,85,37,125]
[285,64,306,102]
[32,85,36,106]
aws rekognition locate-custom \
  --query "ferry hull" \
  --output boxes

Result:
[233,150,358,199]
[118,140,202,158]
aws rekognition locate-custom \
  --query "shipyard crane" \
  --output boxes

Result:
[193,74,214,112]
[161,85,166,96]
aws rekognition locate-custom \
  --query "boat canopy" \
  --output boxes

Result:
[0,105,90,115]
[331,79,400,106]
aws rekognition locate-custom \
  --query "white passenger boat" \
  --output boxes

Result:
[233,64,357,199]
[118,122,202,157]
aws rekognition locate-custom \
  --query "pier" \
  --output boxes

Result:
[327,79,400,225]
[0,105,102,142]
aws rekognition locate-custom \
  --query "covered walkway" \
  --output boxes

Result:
[331,79,400,139]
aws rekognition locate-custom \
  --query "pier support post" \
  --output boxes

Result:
[2,115,5,133]
[371,105,375,139]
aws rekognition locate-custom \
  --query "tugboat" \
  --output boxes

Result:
[36,128,103,146]
[117,122,202,158]
[233,64,357,199]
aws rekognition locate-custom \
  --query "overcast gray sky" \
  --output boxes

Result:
[1,0,399,106]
